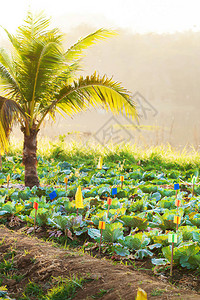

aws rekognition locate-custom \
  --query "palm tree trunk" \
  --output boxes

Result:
[22,128,40,188]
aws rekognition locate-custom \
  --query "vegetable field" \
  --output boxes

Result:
[0,141,200,296]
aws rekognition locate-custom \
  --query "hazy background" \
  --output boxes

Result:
[1,1,200,149]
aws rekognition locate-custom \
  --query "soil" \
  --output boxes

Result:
[0,226,200,300]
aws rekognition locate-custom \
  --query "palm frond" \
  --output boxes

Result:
[58,73,137,118]
[0,121,8,155]
[0,63,19,96]
[2,28,20,52]
[17,11,51,41]
[0,96,19,154]
[36,73,137,129]
[0,96,26,137]
[65,28,116,61]
[27,39,64,121]
[0,49,28,111]
[0,49,14,75]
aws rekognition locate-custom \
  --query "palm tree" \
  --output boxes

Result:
[0,12,137,188]
[0,104,9,169]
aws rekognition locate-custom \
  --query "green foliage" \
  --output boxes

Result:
[0,259,15,275]
[151,258,168,266]
[151,289,165,296]
[123,232,150,250]
[158,197,176,209]
[140,184,157,193]
[24,281,43,297]
[45,275,84,300]
[30,207,50,226]
[152,234,169,246]
[88,228,101,242]
[129,199,145,212]
[102,223,124,242]
[189,212,200,227]
[162,242,200,269]
[1,144,200,272]
[92,289,111,299]
[120,215,148,230]
[178,226,200,242]
[52,215,83,233]
[111,243,130,256]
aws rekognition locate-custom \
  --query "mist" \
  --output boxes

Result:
[9,23,200,149]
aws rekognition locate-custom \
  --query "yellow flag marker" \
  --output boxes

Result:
[99,221,106,230]
[7,174,10,188]
[120,175,124,188]
[99,221,106,254]
[97,156,103,170]
[0,154,2,171]
[174,216,181,224]
[136,287,147,300]
[64,177,68,191]
[75,186,84,215]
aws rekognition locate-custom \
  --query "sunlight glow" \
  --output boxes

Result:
[0,0,200,35]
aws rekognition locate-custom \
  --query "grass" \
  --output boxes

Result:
[45,275,84,300]
[0,247,25,287]
[18,275,84,300]
[0,259,15,275]
[1,138,200,299]
[7,135,200,171]
[151,288,165,296]
[24,281,43,297]
[92,289,112,299]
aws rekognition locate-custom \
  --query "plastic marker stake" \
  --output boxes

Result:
[99,221,105,253]
[111,187,117,197]
[120,176,124,188]
[174,183,179,199]
[107,197,112,218]
[174,216,181,224]
[192,176,196,196]
[175,194,181,229]
[136,287,147,300]
[97,157,103,170]
[168,233,177,243]
[75,186,84,215]
[49,191,57,201]
[168,233,177,277]
[107,197,112,206]
[174,183,179,190]
[174,215,181,231]
[99,221,105,230]
[175,199,181,207]
[64,177,68,191]
[7,174,10,189]
[192,176,196,185]
[33,202,39,234]
[171,188,180,277]
[33,202,39,210]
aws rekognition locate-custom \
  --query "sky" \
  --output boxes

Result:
[1,0,200,35]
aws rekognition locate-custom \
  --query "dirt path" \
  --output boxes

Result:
[0,226,199,300]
